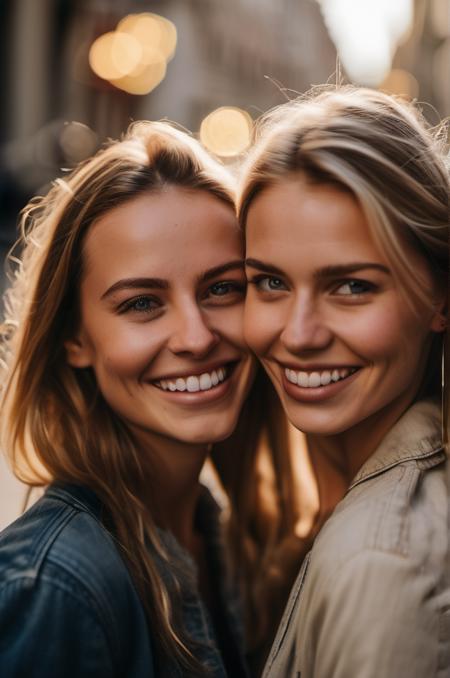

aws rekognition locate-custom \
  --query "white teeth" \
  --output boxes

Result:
[156,367,228,392]
[199,373,212,391]
[186,376,200,392]
[298,372,308,387]
[309,372,321,388]
[285,367,357,388]
[288,369,298,384]
[320,371,332,386]
[175,378,187,391]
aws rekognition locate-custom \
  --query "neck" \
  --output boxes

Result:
[130,427,209,551]
[307,388,418,517]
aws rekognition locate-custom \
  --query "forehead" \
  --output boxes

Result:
[82,186,241,282]
[246,177,383,265]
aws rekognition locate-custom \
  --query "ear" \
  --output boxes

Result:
[64,333,93,368]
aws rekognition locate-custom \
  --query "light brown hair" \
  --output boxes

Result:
[238,86,449,401]
[0,120,302,672]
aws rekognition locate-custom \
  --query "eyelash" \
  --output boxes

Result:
[332,279,377,297]
[205,280,246,300]
[248,275,287,292]
[117,281,245,316]
[118,295,161,315]
[248,276,377,298]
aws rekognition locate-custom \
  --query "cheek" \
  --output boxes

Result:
[91,323,162,378]
[210,305,248,350]
[244,294,279,354]
[336,301,430,367]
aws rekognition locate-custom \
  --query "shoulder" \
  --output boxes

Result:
[293,459,450,677]
[0,485,151,670]
[0,485,128,598]
[300,454,449,644]
[311,452,447,575]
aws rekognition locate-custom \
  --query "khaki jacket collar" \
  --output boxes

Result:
[348,399,443,492]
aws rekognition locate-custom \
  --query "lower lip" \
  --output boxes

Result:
[282,368,361,403]
[149,365,238,405]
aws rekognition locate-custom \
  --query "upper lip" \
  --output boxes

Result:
[148,359,239,382]
[278,361,361,372]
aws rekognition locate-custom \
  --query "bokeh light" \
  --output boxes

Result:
[88,13,176,95]
[59,122,98,163]
[380,68,419,99]
[200,107,253,157]
[318,0,414,86]
[111,61,167,95]
[117,13,177,63]
[89,31,143,80]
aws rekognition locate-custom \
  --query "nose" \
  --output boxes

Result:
[167,302,220,358]
[280,296,332,354]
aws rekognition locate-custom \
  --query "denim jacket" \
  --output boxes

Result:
[0,483,248,677]
[263,400,450,678]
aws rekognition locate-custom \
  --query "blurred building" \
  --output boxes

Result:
[0,0,448,526]
[0,0,336,289]
[0,0,448,278]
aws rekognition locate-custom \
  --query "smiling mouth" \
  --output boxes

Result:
[284,366,360,388]
[153,363,235,393]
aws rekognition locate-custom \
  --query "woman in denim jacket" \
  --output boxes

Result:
[239,87,449,677]
[0,122,300,676]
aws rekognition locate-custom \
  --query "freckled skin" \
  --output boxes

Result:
[66,187,254,446]
[244,177,441,440]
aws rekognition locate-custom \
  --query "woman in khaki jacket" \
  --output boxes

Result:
[238,87,449,677]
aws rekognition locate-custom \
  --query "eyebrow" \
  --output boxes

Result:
[101,277,168,299]
[101,260,244,300]
[198,260,244,283]
[245,258,390,279]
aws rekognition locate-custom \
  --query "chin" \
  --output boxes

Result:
[285,407,354,437]
[170,412,238,445]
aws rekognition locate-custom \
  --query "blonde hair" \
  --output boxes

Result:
[238,86,449,400]
[0,120,302,672]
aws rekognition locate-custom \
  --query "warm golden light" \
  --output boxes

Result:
[89,31,143,80]
[318,0,414,86]
[88,13,176,95]
[200,107,253,157]
[112,60,167,95]
[117,13,177,63]
[380,69,419,99]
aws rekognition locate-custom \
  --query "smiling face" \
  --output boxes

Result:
[244,175,443,437]
[65,186,254,446]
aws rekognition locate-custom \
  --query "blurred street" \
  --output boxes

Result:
[1,0,449,527]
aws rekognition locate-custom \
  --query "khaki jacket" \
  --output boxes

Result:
[263,400,450,678]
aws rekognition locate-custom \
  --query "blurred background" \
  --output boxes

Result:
[0,0,449,526]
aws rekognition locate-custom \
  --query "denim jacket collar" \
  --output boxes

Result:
[46,482,103,518]
[45,481,247,677]
[348,399,444,492]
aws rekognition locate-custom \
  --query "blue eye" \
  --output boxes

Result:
[120,296,160,314]
[334,280,374,296]
[207,281,246,298]
[254,276,287,292]
[210,282,234,296]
